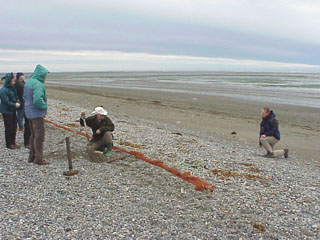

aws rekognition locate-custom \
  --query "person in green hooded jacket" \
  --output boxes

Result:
[0,73,21,149]
[24,64,49,165]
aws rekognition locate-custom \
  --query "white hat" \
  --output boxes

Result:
[92,106,108,116]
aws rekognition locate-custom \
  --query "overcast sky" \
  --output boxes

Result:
[1,0,320,72]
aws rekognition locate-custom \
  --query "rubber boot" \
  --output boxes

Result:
[103,143,113,157]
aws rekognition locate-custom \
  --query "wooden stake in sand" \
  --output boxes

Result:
[63,137,79,176]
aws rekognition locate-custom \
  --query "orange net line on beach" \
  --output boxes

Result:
[45,119,215,192]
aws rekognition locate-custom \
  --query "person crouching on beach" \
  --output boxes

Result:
[0,73,20,149]
[259,107,289,158]
[80,106,114,157]
[24,64,49,165]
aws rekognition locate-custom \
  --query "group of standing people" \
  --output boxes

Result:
[0,72,29,149]
[1,63,115,164]
[0,64,50,165]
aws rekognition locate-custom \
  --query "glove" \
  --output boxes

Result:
[15,103,20,108]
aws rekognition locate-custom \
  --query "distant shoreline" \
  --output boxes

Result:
[45,71,320,108]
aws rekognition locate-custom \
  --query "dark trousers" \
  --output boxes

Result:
[24,115,31,147]
[29,118,45,163]
[2,113,17,148]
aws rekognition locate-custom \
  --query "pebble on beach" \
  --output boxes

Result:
[0,99,319,239]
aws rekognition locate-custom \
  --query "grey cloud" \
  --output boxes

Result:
[1,0,320,67]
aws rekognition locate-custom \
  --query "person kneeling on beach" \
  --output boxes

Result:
[259,107,289,158]
[80,106,114,157]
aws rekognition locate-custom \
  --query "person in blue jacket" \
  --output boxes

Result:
[0,73,21,149]
[259,107,289,158]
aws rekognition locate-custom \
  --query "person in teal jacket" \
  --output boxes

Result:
[24,64,50,165]
[0,73,21,149]
[24,65,48,119]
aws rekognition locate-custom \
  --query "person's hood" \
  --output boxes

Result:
[4,73,14,87]
[264,110,276,120]
[269,110,276,118]
[32,64,49,83]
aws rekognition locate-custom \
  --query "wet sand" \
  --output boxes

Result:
[47,84,320,161]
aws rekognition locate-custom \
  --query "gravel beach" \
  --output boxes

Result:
[1,98,319,239]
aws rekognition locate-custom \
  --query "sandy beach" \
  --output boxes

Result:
[47,84,320,161]
[1,83,319,239]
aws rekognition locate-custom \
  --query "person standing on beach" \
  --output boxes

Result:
[80,106,114,157]
[15,73,25,131]
[259,107,289,158]
[15,72,31,148]
[24,64,49,165]
[0,73,20,149]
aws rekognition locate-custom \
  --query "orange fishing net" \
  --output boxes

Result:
[45,119,215,191]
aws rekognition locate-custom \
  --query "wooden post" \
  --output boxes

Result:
[63,136,79,176]
[66,137,73,170]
